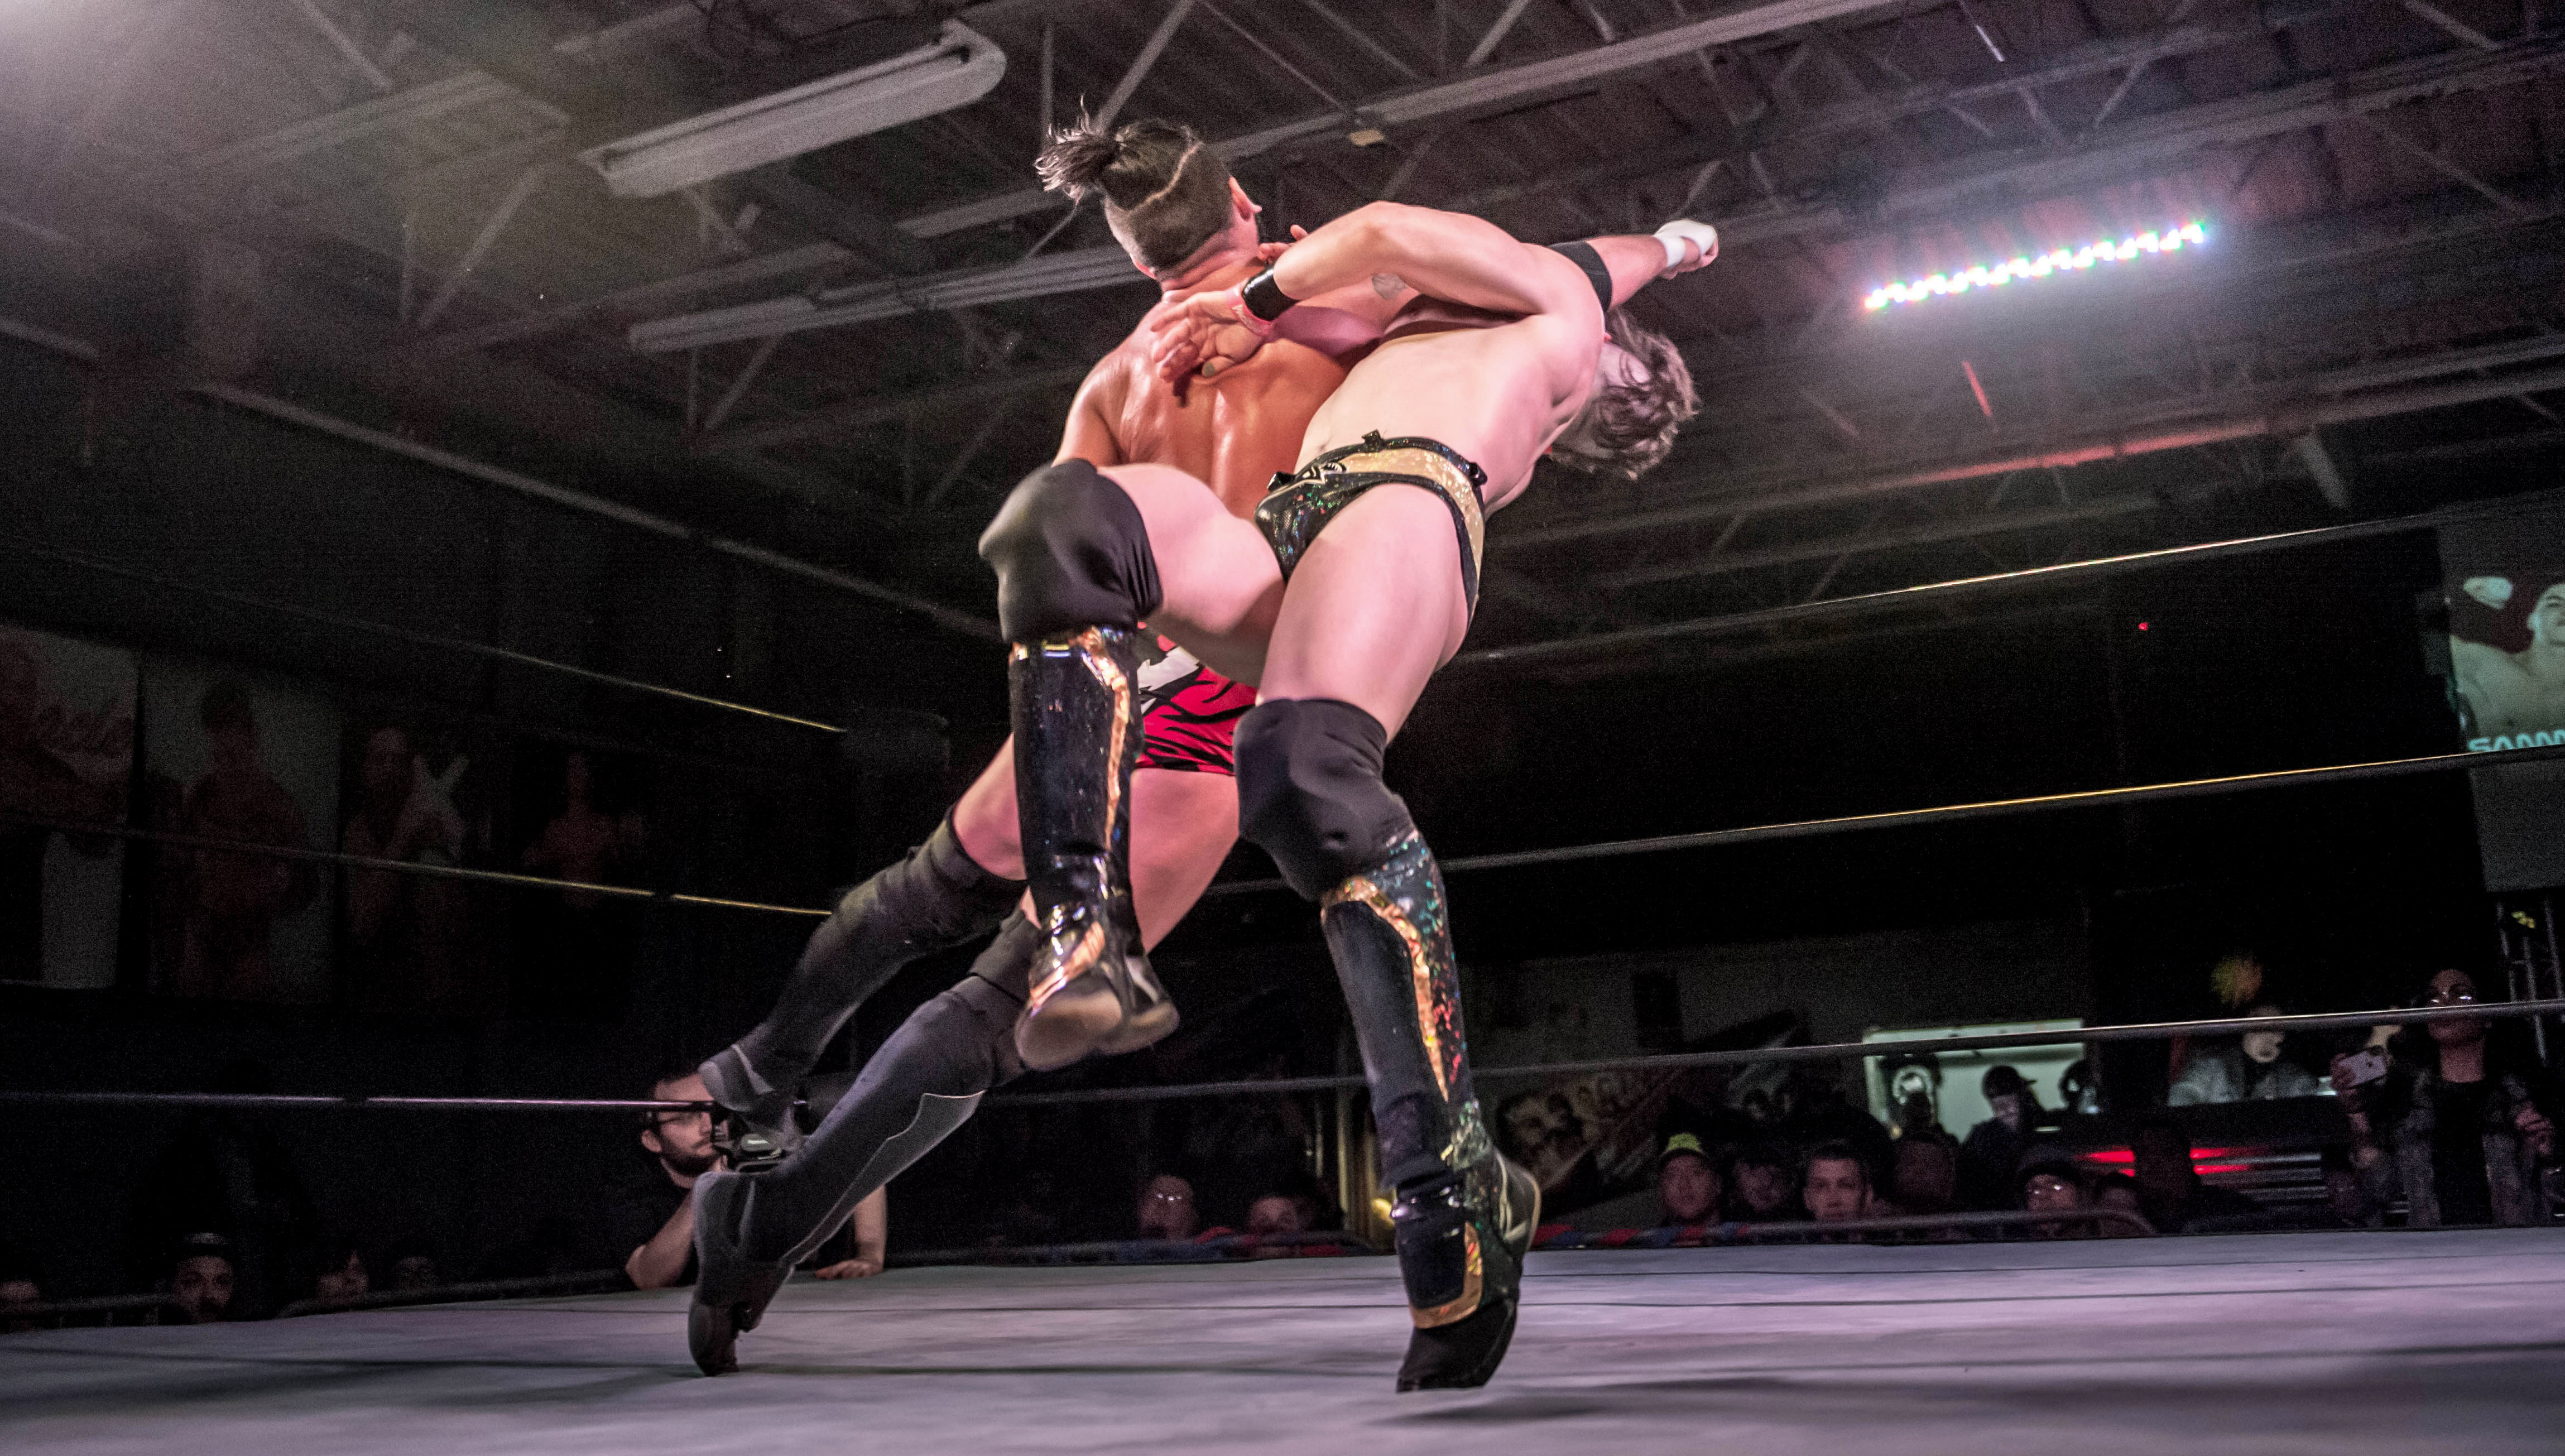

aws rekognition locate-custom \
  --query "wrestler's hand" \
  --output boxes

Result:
[1146,290,1268,384]
[1654,220,1719,279]
[1253,225,1309,265]
[2462,576,2514,611]
[812,1256,883,1279]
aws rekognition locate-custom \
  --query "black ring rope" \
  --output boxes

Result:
[7,1000,2555,1116]
[8,742,2557,921]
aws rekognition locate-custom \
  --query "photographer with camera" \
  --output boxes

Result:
[2332,968,2558,1227]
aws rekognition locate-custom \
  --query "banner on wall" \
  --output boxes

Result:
[141,662,340,1002]
[337,713,511,1013]
[0,623,136,989]
[508,743,654,1021]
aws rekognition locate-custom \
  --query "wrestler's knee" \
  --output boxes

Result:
[978,458,1164,641]
[1235,698,1415,901]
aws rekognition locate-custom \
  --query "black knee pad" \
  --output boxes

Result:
[978,459,1164,641]
[1236,698,1415,900]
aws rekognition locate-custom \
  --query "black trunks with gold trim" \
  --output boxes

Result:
[1252,433,1490,616]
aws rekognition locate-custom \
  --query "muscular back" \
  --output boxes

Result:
[1062,263,1357,518]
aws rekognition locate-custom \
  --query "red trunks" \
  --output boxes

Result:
[1135,635,1256,775]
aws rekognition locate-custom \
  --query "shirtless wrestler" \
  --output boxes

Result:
[979,203,1709,1388]
[2454,578,2565,741]
[683,118,1399,1374]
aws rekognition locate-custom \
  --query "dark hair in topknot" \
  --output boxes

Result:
[1034,114,1238,274]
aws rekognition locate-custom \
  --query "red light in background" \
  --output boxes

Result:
[2076,1145,2262,1174]
[2136,621,2150,632]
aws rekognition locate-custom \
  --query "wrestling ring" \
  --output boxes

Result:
[8,505,2565,1454]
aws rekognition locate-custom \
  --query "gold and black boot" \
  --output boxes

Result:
[1010,626,1178,1071]
[1323,829,1539,1391]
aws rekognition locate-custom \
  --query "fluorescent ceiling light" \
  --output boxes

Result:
[581,21,1005,199]
[628,246,1140,352]
[1863,222,2208,311]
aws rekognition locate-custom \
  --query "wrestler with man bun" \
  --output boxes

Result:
[686,116,1406,1375]
[982,203,1709,1388]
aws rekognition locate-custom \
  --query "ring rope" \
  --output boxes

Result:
[9,742,2556,925]
[6,1000,2554,1116]
[0,811,832,917]
[0,535,845,735]
[1464,480,2565,666]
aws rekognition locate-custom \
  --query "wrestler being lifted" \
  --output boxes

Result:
[684,117,1400,1374]
[980,203,1709,1388]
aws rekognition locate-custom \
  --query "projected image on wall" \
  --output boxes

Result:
[2442,506,2565,752]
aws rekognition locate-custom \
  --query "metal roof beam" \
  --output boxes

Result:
[703,363,1093,455]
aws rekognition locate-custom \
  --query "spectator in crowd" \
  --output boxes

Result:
[307,1238,369,1309]
[609,1067,723,1289]
[1881,1054,1944,1139]
[164,1232,235,1324]
[1137,1173,1201,1242]
[2091,1173,2148,1236]
[1783,1078,1896,1183]
[1,1255,41,1333]
[1803,1142,1875,1225]
[1655,1133,1723,1227]
[1889,1132,1963,1222]
[383,1236,441,1292]
[2129,1116,2260,1234]
[1244,1171,1327,1239]
[2017,1148,2091,1238]
[1959,1066,2042,1209]
[1730,1145,1803,1220]
[125,1058,315,1320]
[2168,1005,2328,1105]
[2335,967,2558,1227]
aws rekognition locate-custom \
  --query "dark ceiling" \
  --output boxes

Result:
[4,0,2562,675]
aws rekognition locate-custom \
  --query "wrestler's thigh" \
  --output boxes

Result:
[1101,463,1282,684]
[948,737,1024,879]
[1256,485,1471,738]
[1128,768,1239,949]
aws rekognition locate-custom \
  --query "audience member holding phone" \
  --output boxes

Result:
[2332,967,2558,1227]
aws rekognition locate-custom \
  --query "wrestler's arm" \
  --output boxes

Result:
[1152,205,1581,377]
[1264,202,1560,318]
[1579,231,1715,306]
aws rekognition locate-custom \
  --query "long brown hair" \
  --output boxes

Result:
[1548,310,1699,479]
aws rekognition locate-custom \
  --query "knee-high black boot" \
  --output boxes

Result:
[979,459,1181,1071]
[1008,628,1175,1070]
[1235,698,1536,1392]
[699,814,1021,1141]
[1323,829,1539,1391]
[690,915,1037,1375]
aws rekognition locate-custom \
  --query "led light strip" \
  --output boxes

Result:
[1864,222,2209,310]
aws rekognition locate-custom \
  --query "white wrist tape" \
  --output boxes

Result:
[1654,219,1719,270]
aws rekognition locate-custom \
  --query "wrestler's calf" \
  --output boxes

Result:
[700,814,1021,1143]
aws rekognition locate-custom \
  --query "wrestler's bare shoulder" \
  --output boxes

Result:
[2449,636,2509,673]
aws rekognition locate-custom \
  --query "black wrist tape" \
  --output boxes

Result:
[1240,268,1298,323]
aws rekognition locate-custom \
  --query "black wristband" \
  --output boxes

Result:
[1239,267,1298,323]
